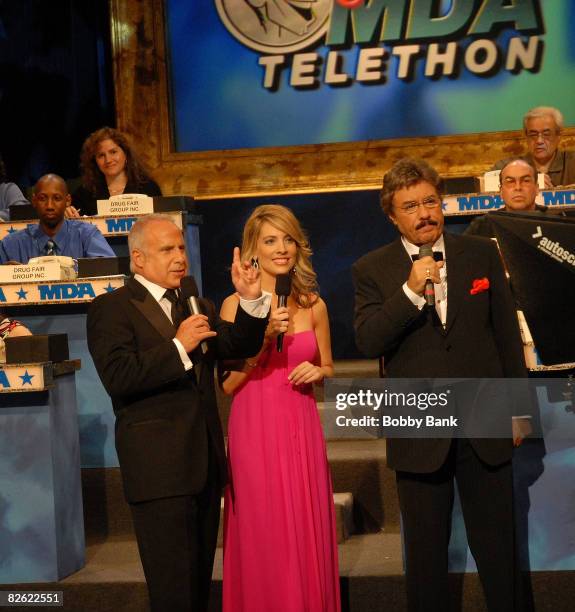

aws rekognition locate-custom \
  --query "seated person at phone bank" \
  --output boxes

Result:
[0,173,114,264]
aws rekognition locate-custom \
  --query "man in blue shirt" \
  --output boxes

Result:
[0,174,115,264]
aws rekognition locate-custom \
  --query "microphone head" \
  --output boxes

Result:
[180,275,200,299]
[418,243,434,259]
[275,274,292,297]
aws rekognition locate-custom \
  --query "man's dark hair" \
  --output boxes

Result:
[380,157,443,215]
[498,157,538,186]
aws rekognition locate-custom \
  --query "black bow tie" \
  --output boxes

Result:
[411,251,444,262]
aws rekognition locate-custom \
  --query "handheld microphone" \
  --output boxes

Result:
[180,275,208,354]
[418,243,435,307]
[275,274,292,353]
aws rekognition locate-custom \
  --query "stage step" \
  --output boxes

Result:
[5,534,573,611]
[82,469,361,546]
[333,359,381,378]
[319,400,383,441]
[82,438,396,543]
[327,439,398,533]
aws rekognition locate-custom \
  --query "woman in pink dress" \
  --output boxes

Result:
[220,205,341,611]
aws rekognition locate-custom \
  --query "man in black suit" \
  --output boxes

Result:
[87,214,269,611]
[352,158,528,611]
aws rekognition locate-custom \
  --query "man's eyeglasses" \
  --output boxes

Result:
[395,197,441,215]
[526,129,559,141]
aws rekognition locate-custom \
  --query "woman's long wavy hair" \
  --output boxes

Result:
[79,127,152,194]
[242,204,318,308]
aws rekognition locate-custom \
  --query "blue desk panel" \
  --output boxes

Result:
[0,373,85,583]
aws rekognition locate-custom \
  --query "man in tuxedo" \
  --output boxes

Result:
[352,158,527,611]
[87,214,269,611]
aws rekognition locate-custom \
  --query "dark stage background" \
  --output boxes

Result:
[0,0,114,188]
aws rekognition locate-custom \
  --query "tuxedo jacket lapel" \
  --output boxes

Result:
[126,277,176,341]
[386,238,413,289]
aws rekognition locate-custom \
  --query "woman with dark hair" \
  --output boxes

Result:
[220,204,340,611]
[72,127,162,216]
[0,309,32,363]
[0,155,29,221]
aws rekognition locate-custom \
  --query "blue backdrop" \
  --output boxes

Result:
[166,0,575,152]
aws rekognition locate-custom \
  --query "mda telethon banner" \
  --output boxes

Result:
[165,0,575,152]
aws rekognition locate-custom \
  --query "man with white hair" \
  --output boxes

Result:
[493,106,575,188]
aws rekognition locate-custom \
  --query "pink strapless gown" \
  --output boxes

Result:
[223,331,341,611]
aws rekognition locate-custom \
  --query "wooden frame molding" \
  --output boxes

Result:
[110,0,575,199]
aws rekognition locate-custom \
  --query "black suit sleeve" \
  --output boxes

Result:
[206,300,268,360]
[352,259,424,359]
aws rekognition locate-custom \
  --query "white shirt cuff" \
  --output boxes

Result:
[239,290,272,318]
[512,415,531,420]
[173,338,194,371]
[403,282,426,310]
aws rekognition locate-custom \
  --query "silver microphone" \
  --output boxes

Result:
[180,275,208,354]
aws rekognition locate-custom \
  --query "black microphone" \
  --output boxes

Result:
[180,275,208,354]
[418,243,435,307]
[275,274,292,353]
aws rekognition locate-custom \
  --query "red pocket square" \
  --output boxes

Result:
[470,277,490,295]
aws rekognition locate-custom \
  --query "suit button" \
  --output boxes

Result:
[445,344,452,351]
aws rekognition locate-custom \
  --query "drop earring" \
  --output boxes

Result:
[251,256,259,269]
